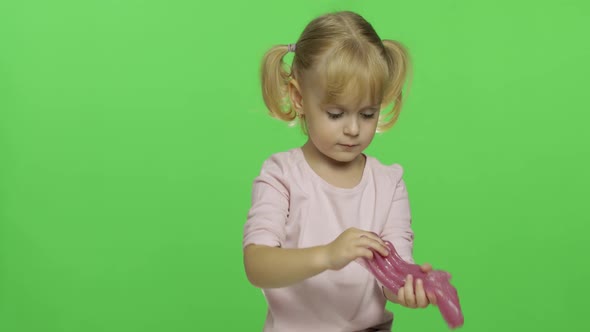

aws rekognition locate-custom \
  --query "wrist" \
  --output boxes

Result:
[383,286,400,304]
[315,245,331,271]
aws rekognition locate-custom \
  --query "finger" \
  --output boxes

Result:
[372,241,390,257]
[358,236,389,257]
[415,279,428,308]
[357,247,374,260]
[420,263,433,272]
[367,232,387,249]
[397,287,406,306]
[369,231,381,238]
[359,231,386,247]
[404,275,416,308]
[427,291,438,306]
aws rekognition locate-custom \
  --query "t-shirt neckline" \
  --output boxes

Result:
[295,147,370,194]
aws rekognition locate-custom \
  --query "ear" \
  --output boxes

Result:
[288,79,304,114]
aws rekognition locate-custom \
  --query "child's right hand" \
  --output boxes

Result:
[322,228,389,271]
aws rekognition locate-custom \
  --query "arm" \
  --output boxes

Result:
[380,174,415,264]
[380,167,415,302]
[244,228,390,289]
[242,156,300,289]
[378,167,437,307]
[243,157,329,288]
[243,244,329,289]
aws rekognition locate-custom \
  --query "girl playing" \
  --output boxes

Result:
[243,11,437,332]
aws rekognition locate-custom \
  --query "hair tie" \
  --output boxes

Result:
[287,43,296,53]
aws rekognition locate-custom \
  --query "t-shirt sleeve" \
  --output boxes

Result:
[242,155,290,249]
[380,164,415,264]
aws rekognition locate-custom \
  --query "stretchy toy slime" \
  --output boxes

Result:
[362,241,464,329]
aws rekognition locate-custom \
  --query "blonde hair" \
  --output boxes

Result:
[260,11,413,133]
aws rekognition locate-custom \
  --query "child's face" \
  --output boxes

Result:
[294,69,381,164]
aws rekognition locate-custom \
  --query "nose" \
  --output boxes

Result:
[343,117,360,137]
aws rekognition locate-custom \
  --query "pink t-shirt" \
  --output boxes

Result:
[243,147,415,332]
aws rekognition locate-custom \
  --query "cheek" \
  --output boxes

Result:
[306,118,337,141]
[306,116,327,131]
[361,122,378,139]
[365,118,379,130]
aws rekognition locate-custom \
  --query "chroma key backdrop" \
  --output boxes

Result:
[1,1,588,331]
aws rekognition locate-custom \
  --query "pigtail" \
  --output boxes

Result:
[260,45,296,122]
[379,40,414,132]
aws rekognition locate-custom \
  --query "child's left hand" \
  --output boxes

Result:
[385,263,438,308]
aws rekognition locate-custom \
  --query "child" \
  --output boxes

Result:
[243,11,437,332]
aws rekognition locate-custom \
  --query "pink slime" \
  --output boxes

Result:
[361,241,464,329]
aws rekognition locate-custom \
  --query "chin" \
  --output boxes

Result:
[325,151,363,164]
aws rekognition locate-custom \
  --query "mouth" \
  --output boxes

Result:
[339,144,359,148]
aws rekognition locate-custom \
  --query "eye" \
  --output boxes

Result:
[360,109,379,119]
[327,112,344,119]
[361,113,376,119]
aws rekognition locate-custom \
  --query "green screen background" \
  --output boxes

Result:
[1,1,588,331]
